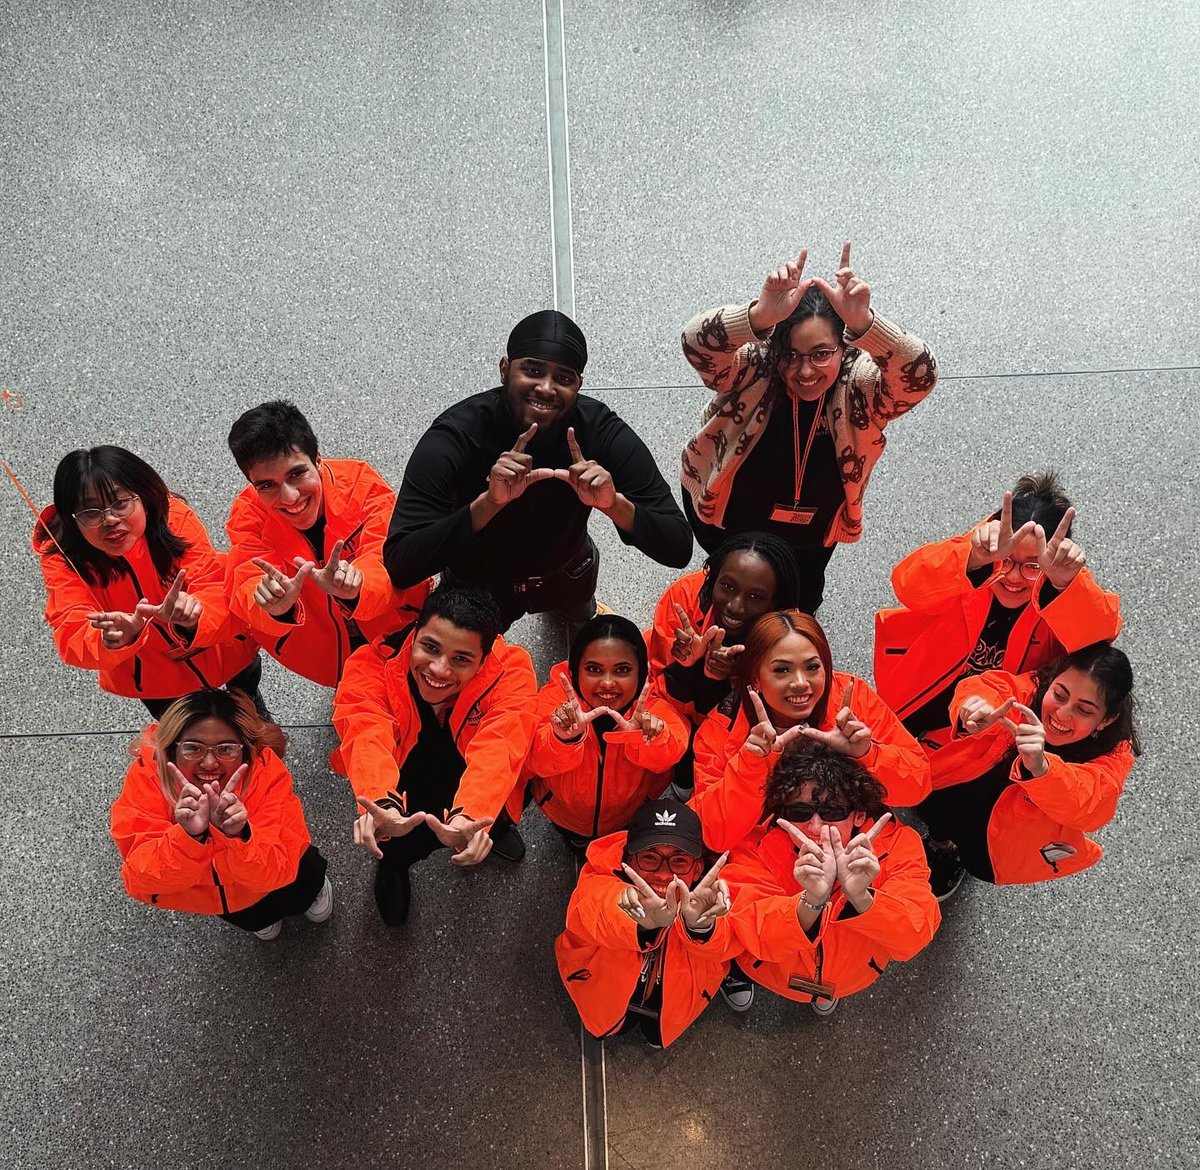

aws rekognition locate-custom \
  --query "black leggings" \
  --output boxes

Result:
[140,654,265,720]
[221,845,328,932]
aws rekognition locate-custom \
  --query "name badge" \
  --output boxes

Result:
[769,505,818,526]
[787,974,837,999]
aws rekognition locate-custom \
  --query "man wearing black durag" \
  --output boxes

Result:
[384,310,693,630]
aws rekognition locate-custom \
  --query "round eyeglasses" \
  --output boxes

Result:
[73,494,140,529]
[999,558,1041,582]
[631,849,699,875]
[780,346,841,370]
[176,741,245,763]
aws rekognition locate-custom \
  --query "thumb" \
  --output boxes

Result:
[293,561,314,587]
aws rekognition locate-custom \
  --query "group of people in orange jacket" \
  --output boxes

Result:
[34,243,1138,1048]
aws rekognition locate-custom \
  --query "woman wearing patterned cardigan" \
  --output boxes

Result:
[680,243,939,612]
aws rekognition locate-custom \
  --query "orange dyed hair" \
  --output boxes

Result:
[734,609,835,727]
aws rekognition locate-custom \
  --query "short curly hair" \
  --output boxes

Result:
[763,741,887,820]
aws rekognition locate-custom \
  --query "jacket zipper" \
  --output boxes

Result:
[896,652,970,718]
[591,749,605,840]
[211,864,230,914]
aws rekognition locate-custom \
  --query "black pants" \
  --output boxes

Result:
[446,539,600,632]
[221,844,328,932]
[680,490,836,614]
[140,654,265,720]
[916,774,1009,884]
[379,809,520,872]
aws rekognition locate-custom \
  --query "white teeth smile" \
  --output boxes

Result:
[1048,718,1072,735]
[421,674,453,690]
[281,501,308,513]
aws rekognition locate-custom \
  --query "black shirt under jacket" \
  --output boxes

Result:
[384,388,693,588]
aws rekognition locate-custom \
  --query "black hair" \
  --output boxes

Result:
[764,285,848,389]
[697,530,804,615]
[416,583,502,658]
[763,741,887,821]
[42,447,189,587]
[1031,641,1140,762]
[997,470,1073,538]
[568,613,648,711]
[227,400,320,477]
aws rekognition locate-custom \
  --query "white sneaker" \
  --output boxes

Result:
[304,876,334,924]
[811,997,839,1017]
[254,921,283,941]
[719,971,755,1012]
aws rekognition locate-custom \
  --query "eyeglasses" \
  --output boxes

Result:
[176,741,245,762]
[780,346,841,370]
[781,801,850,823]
[999,558,1041,582]
[73,494,140,528]
[631,849,699,875]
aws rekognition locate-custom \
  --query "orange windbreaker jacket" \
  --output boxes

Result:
[555,833,740,1048]
[874,529,1123,747]
[226,459,432,688]
[332,631,538,823]
[929,669,1135,885]
[725,817,940,1002]
[35,498,258,700]
[110,733,312,915]
[524,662,689,838]
[692,671,931,851]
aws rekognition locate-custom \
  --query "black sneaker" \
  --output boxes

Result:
[925,839,966,902]
[373,863,412,926]
[719,968,755,1013]
[489,820,527,863]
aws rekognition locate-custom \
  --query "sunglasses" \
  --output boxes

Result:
[780,801,850,823]
[630,849,700,875]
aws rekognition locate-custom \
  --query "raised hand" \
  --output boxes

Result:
[303,539,364,602]
[619,865,685,931]
[744,688,805,757]
[486,423,565,507]
[810,242,873,335]
[169,763,211,838]
[425,811,495,867]
[958,695,1016,736]
[830,812,892,907]
[703,626,745,681]
[968,491,1039,570]
[88,606,148,649]
[750,249,812,332]
[135,571,202,631]
[550,674,618,741]
[605,680,666,743]
[1036,508,1085,591]
[352,794,428,859]
[565,428,617,510]
[680,853,731,931]
[776,819,837,908]
[205,764,250,837]
[1001,702,1049,777]
[251,557,312,617]
[671,603,723,668]
[801,681,872,759]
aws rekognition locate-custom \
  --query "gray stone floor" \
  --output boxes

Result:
[2,2,1197,1168]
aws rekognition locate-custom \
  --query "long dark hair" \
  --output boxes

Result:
[41,447,188,587]
[764,285,850,392]
[568,613,648,713]
[1031,642,1140,763]
[697,530,804,615]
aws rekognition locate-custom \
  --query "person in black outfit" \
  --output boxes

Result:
[384,310,693,630]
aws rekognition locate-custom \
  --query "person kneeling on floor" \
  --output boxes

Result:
[333,583,538,926]
[110,689,332,941]
[556,799,737,1049]
[724,741,940,1017]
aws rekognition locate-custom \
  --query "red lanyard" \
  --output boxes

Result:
[790,392,828,505]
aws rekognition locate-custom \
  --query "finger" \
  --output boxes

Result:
[166,762,190,788]
[997,491,1013,548]
[776,724,805,748]
[567,426,584,464]
[621,863,658,900]
[326,539,345,571]
[666,879,684,917]
[362,816,384,860]
[1033,523,1047,557]
[159,570,186,613]
[292,561,313,589]
[774,817,808,847]
[526,467,571,485]
[841,679,854,711]
[512,422,538,454]
[703,625,725,652]
[632,679,650,718]
[701,852,729,888]
[1048,507,1075,549]
[809,275,837,301]
[864,811,893,843]
[672,603,694,635]
[355,795,387,820]
[1012,703,1042,726]
[839,240,851,270]
[221,763,249,794]
[748,688,770,727]
[991,697,1016,722]
[997,717,1020,737]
